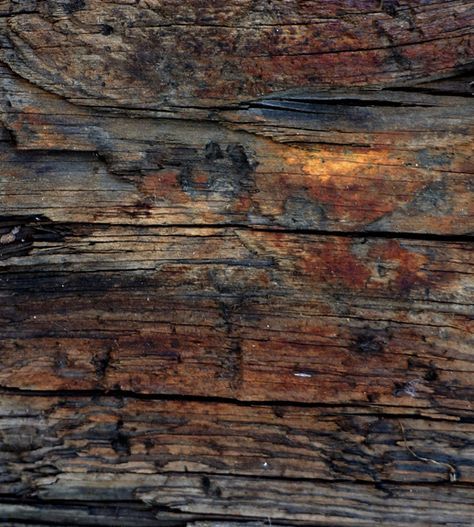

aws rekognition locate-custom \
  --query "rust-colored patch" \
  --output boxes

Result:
[297,238,372,289]
[3,2,471,107]
[368,240,430,295]
[283,146,427,226]
[139,169,190,205]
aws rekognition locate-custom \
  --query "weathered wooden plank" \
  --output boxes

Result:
[138,476,474,526]
[6,470,472,526]
[1,67,473,234]
[0,224,471,414]
[412,71,474,95]
[0,0,472,108]
[0,501,173,527]
[139,476,474,526]
[0,2,473,524]
[189,524,290,527]
[0,395,471,489]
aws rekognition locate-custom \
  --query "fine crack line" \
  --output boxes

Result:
[398,420,458,482]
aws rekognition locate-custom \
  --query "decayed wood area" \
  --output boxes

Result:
[0,1,473,525]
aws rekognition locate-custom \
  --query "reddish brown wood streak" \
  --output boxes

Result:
[1,86,473,233]
[0,1,473,525]
[1,1,472,107]
[0,227,471,415]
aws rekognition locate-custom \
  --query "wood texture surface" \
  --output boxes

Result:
[1,65,473,234]
[0,0,473,525]
[0,225,472,417]
[1,0,473,107]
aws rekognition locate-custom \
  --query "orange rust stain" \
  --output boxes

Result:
[8,105,94,150]
[139,169,190,204]
[368,240,430,294]
[298,238,371,289]
[281,146,428,224]
[287,236,438,296]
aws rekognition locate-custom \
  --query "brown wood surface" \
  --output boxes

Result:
[0,226,472,416]
[0,1,473,526]
[1,66,473,234]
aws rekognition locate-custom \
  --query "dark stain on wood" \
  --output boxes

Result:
[0,1,473,525]
[351,332,385,356]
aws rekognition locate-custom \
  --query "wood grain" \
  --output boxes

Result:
[1,0,473,108]
[0,224,472,415]
[8,470,474,527]
[0,395,472,487]
[2,391,473,525]
[1,67,473,234]
[0,1,473,525]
